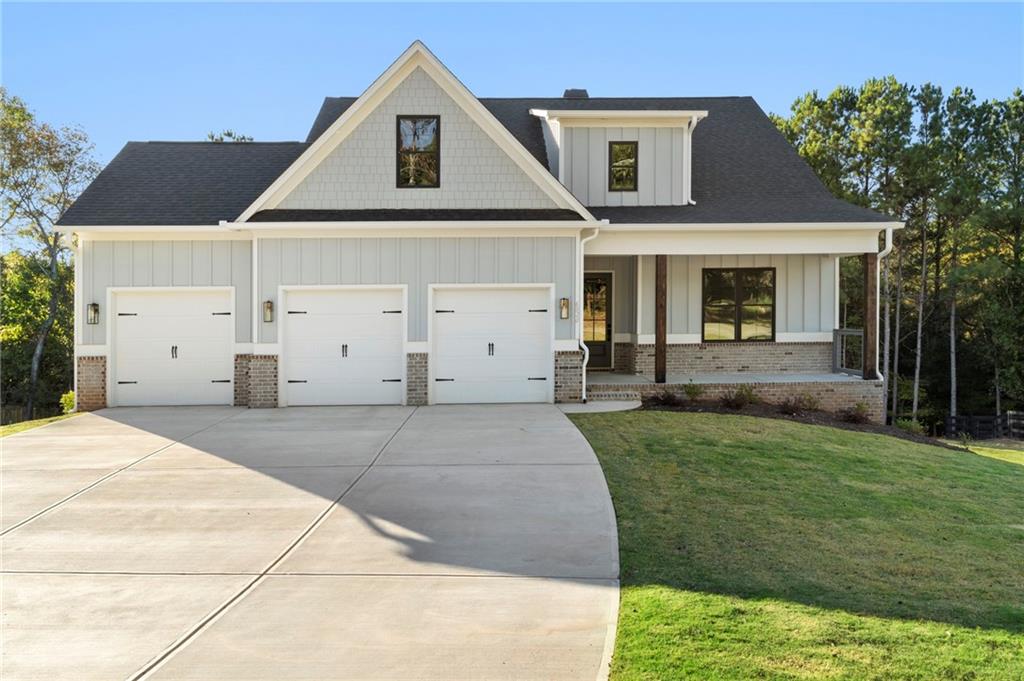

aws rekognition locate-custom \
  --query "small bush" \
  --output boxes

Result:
[957,431,974,446]
[720,384,757,410]
[643,390,684,408]
[894,417,925,435]
[682,381,704,401]
[843,401,872,424]
[60,390,76,414]
[779,393,819,416]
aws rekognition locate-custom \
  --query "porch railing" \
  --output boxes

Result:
[832,328,863,376]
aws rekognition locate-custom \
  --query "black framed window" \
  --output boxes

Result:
[608,141,637,191]
[702,268,775,342]
[397,116,439,188]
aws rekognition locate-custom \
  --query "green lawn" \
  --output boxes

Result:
[0,413,79,438]
[570,411,1024,680]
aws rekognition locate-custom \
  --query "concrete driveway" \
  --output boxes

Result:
[1,405,619,680]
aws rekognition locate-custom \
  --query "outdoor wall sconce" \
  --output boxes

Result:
[559,297,570,320]
[262,300,274,323]
[86,303,100,325]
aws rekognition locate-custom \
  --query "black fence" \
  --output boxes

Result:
[945,412,1024,440]
[1,405,63,426]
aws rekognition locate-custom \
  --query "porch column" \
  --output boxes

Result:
[862,252,879,380]
[655,254,667,383]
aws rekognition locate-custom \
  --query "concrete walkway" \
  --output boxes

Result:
[1,405,619,681]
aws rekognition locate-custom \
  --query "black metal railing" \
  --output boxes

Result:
[946,412,1024,440]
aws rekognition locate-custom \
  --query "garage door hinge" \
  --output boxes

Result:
[382,309,403,314]
[117,313,138,317]
[211,379,231,383]
[527,377,548,381]
[287,311,307,315]
[434,378,455,382]
[117,381,138,384]
[528,309,548,313]
[211,312,231,316]
[435,309,455,313]
[287,380,308,383]
[382,379,402,383]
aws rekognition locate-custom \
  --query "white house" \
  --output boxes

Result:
[58,42,900,420]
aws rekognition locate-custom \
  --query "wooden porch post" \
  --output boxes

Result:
[655,254,667,383]
[862,253,879,380]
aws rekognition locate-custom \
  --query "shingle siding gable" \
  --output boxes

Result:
[277,68,558,211]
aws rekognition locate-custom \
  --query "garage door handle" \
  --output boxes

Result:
[211,379,231,383]
[435,309,455,313]
[488,342,494,356]
[171,345,178,359]
[435,378,455,382]
[528,377,548,381]
[287,380,307,384]
[342,344,348,358]
[382,379,402,383]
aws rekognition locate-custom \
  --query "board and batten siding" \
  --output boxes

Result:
[79,240,253,345]
[635,254,837,337]
[562,127,686,207]
[583,255,636,335]
[258,236,576,343]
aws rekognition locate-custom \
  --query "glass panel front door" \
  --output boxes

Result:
[584,273,613,369]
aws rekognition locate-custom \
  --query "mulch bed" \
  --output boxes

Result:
[642,399,966,451]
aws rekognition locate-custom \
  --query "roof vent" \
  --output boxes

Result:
[563,88,589,99]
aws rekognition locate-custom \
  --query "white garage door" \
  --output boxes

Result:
[282,288,405,406]
[112,290,234,407]
[432,287,553,404]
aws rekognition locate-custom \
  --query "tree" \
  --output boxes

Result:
[0,89,98,419]
[207,130,253,142]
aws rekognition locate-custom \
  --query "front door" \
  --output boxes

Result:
[584,273,613,369]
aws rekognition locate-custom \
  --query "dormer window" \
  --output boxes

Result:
[608,141,638,192]
[397,116,440,188]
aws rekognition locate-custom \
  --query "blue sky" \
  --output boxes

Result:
[3,2,1021,165]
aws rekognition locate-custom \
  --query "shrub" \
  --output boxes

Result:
[779,393,819,416]
[643,390,684,408]
[60,390,75,414]
[682,381,704,401]
[894,417,925,435]
[720,384,757,410]
[843,401,872,424]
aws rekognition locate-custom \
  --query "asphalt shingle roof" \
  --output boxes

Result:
[59,95,893,226]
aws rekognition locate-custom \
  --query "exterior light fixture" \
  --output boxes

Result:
[263,300,274,323]
[559,297,570,320]
[86,303,100,325]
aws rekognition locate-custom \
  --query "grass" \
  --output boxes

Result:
[965,440,1024,467]
[0,413,79,438]
[570,410,1024,680]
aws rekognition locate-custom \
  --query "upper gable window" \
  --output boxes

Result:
[397,116,440,188]
[608,141,638,192]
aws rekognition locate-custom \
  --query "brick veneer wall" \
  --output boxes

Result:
[247,355,278,408]
[613,342,636,374]
[76,356,107,411]
[407,353,428,406]
[633,342,833,376]
[590,379,885,423]
[233,354,251,407]
[555,351,583,403]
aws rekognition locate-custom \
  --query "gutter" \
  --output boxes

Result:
[578,224,603,402]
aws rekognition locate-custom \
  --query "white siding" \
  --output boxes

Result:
[259,236,576,343]
[80,240,252,345]
[278,68,557,211]
[636,254,837,336]
[563,126,687,207]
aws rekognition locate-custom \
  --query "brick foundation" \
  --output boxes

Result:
[406,353,428,406]
[613,342,636,373]
[633,342,832,376]
[233,354,251,407]
[76,356,107,411]
[247,355,278,408]
[590,378,885,423]
[555,351,583,403]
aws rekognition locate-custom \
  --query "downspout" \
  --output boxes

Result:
[578,224,603,402]
[875,227,894,379]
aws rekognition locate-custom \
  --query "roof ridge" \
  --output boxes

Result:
[128,140,307,146]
